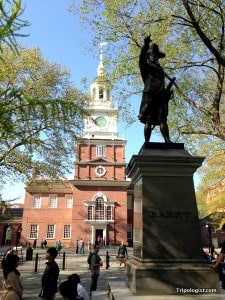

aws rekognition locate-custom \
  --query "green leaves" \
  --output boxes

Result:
[0,46,88,182]
[0,0,29,52]
[74,0,225,136]
[73,0,225,213]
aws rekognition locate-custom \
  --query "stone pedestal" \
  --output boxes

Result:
[125,142,219,295]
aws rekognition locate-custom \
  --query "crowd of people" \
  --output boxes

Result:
[0,243,104,300]
[1,229,225,299]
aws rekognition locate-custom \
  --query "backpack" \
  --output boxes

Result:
[87,253,93,264]
[87,252,100,265]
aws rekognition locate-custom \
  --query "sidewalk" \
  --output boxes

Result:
[0,246,224,300]
[0,246,126,299]
[107,281,225,300]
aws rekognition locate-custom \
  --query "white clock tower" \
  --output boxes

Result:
[22,44,130,250]
[83,43,118,139]
[73,44,128,245]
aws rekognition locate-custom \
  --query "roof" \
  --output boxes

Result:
[26,180,73,194]
[26,178,130,192]
[1,207,23,221]
[91,76,112,86]
[10,207,23,218]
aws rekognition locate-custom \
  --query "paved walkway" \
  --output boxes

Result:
[0,246,224,300]
[0,246,126,299]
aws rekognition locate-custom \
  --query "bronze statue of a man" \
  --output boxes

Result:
[138,36,175,143]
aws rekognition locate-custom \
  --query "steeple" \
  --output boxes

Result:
[83,42,121,140]
[97,42,107,77]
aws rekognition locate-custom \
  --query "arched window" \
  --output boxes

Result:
[95,197,104,220]
[93,88,96,100]
[86,194,114,222]
[99,87,104,99]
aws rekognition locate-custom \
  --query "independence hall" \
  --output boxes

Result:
[15,48,133,248]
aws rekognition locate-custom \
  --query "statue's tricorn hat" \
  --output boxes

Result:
[147,43,165,59]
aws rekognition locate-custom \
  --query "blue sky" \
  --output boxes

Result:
[2,0,198,201]
[2,0,147,201]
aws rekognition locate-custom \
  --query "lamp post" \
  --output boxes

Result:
[206,223,214,258]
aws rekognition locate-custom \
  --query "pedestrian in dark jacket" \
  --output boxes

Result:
[39,247,59,300]
[90,244,103,297]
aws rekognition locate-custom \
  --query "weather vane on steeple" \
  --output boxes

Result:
[97,42,108,77]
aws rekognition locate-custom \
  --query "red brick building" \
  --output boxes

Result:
[21,47,131,248]
[0,204,23,247]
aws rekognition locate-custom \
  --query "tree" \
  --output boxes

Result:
[73,0,225,142]
[181,0,225,67]
[0,0,29,52]
[73,0,225,211]
[0,46,88,184]
[0,192,18,221]
[196,152,225,214]
[0,1,88,186]
[196,188,208,217]
[0,0,28,205]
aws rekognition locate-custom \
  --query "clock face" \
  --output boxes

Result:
[95,116,107,127]
[96,165,106,177]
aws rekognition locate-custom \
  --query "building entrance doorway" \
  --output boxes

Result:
[95,229,103,245]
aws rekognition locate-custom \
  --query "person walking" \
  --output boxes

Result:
[87,240,91,252]
[56,240,62,256]
[89,244,103,298]
[1,254,23,300]
[33,239,37,249]
[75,240,79,254]
[43,239,47,249]
[117,241,128,257]
[39,247,59,300]
[117,241,128,265]
[78,239,84,254]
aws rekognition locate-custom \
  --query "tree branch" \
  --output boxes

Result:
[181,0,225,67]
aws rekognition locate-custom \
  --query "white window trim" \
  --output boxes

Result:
[32,195,41,209]
[63,224,71,239]
[96,144,105,157]
[48,195,57,208]
[29,224,38,239]
[65,195,73,208]
[95,165,106,177]
[47,224,55,239]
